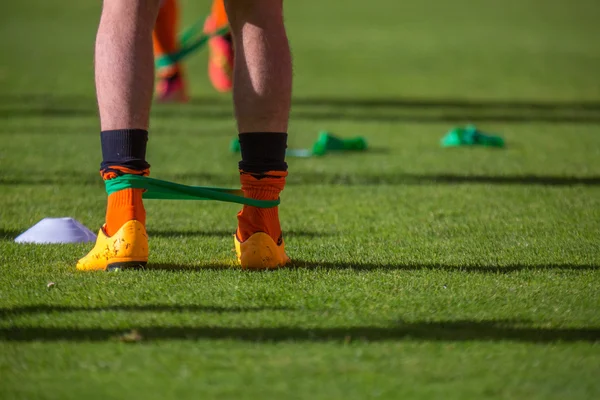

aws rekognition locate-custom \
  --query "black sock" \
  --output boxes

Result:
[238,132,287,174]
[100,129,150,174]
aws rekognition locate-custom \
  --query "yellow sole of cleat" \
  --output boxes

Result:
[106,261,147,271]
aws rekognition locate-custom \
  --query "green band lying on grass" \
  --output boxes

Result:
[105,174,279,208]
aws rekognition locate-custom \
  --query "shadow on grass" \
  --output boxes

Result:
[0,320,597,343]
[3,172,600,187]
[0,124,233,137]
[0,304,291,318]
[280,173,600,186]
[3,94,600,110]
[0,228,335,241]
[290,97,600,111]
[140,261,598,273]
[148,229,335,239]
[2,94,600,124]
[0,229,20,240]
[5,108,600,124]
[290,260,599,273]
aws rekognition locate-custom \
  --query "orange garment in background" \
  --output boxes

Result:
[153,0,180,76]
[210,0,229,29]
[153,0,229,75]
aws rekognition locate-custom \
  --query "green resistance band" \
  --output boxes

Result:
[105,175,279,208]
[156,25,230,69]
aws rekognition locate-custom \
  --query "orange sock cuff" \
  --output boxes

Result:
[240,170,287,200]
[101,166,150,181]
[237,170,286,242]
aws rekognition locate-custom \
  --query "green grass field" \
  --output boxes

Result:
[1,0,600,398]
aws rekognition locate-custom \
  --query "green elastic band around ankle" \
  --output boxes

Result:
[105,175,279,208]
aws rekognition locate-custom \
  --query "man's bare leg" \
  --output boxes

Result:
[77,0,160,271]
[96,0,160,130]
[225,0,292,133]
[225,0,293,269]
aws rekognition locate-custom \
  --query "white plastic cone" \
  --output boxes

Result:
[15,218,97,244]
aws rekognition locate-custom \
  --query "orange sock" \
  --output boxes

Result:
[101,167,148,237]
[236,171,287,243]
[211,0,229,29]
[153,0,181,77]
[104,189,145,236]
